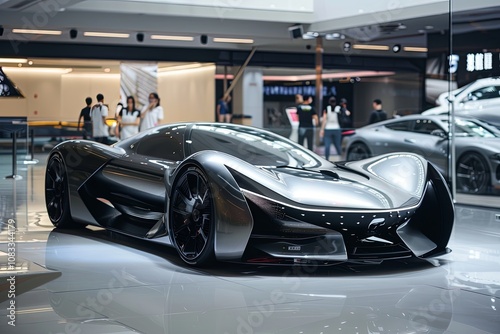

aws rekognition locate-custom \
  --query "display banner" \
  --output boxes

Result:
[120,63,158,110]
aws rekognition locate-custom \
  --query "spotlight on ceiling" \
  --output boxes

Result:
[70,29,78,39]
[392,44,401,53]
[136,33,144,42]
[343,41,351,52]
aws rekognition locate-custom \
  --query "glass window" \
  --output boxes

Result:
[135,129,184,161]
[442,119,497,138]
[384,121,411,132]
[468,86,500,101]
[412,119,442,135]
[188,124,321,168]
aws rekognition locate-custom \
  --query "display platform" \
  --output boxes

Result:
[0,152,499,333]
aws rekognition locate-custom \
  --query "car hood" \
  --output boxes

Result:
[239,153,429,211]
[265,168,420,210]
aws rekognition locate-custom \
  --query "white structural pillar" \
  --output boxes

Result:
[233,67,263,128]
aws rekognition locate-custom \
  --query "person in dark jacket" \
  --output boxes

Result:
[296,95,318,151]
[368,99,387,124]
[78,97,92,139]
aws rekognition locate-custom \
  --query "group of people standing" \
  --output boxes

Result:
[295,95,388,160]
[78,92,163,143]
[295,94,353,160]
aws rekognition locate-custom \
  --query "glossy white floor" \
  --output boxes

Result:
[1,153,499,334]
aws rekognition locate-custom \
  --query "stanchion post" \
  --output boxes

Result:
[30,129,34,161]
[5,130,22,180]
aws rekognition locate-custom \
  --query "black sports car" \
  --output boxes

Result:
[45,123,454,266]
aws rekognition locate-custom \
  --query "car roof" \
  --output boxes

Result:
[361,114,492,129]
[369,114,454,125]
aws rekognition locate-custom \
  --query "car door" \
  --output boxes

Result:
[374,120,415,155]
[99,126,187,213]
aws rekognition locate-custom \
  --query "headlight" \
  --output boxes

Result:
[367,154,426,197]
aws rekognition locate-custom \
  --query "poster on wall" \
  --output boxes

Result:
[120,63,158,110]
[0,67,24,98]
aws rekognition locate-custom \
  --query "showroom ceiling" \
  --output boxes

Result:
[0,0,498,56]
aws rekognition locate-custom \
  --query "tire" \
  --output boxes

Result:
[45,153,79,228]
[456,152,490,194]
[347,142,371,161]
[169,166,215,266]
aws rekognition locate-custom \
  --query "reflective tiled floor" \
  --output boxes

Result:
[1,153,500,333]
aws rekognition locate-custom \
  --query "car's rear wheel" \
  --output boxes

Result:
[456,152,490,194]
[347,142,371,161]
[169,166,215,266]
[45,154,79,228]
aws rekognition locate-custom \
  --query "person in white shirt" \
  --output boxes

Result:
[319,96,342,160]
[117,96,140,140]
[140,92,163,132]
[91,93,109,144]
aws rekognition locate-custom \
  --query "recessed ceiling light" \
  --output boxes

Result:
[151,35,194,41]
[28,60,33,65]
[213,37,254,44]
[353,44,390,51]
[104,68,111,73]
[425,25,434,30]
[0,58,27,63]
[12,29,62,35]
[4,67,73,74]
[83,31,130,38]
[325,33,342,40]
[302,32,316,40]
[404,46,428,52]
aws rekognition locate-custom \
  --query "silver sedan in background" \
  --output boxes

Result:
[345,115,500,194]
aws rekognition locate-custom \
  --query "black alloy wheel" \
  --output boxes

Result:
[456,152,490,194]
[169,166,215,266]
[347,142,371,161]
[45,154,77,228]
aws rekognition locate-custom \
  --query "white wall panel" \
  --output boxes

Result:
[157,65,215,123]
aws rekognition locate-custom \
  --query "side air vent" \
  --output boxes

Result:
[320,169,340,180]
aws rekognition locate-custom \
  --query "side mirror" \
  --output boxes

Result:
[430,129,447,139]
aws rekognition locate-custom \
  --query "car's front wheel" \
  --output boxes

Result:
[456,152,490,194]
[169,166,215,266]
[347,142,372,161]
[45,153,79,228]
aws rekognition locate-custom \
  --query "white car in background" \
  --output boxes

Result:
[423,77,500,129]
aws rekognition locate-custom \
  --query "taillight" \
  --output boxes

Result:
[342,129,356,136]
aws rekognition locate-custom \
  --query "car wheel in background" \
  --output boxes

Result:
[456,152,490,194]
[347,142,372,161]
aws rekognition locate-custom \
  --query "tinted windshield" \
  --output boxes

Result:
[442,119,497,138]
[188,124,322,168]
